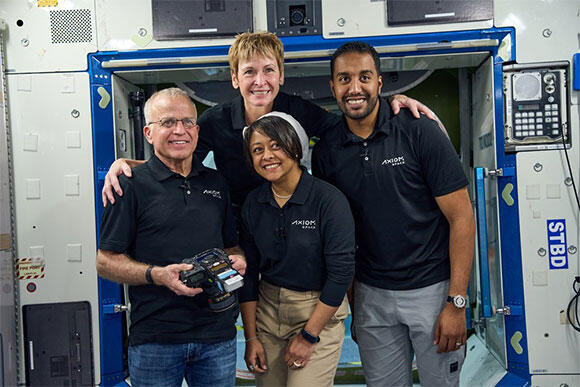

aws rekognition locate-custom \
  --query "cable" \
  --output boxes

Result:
[561,128,580,210]
[561,126,580,331]
[567,276,580,332]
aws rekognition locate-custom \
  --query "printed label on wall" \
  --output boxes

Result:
[547,219,568,269]
[16,258,45,279]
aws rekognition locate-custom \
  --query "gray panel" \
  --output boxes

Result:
[386,0,492,26]
[152,0,253,40]
[23,302,94,386]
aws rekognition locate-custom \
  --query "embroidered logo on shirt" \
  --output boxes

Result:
[203,189,222,199]
[381,156,405,167]
[291,219,316,230]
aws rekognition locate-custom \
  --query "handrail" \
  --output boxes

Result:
[474,167,493,318]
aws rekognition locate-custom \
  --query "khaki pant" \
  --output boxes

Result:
[255,281,349,387]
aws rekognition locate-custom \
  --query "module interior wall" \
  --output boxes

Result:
[6,71,101,383]
[516,103,580,374]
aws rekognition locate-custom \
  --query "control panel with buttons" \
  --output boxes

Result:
[503,62,569,152]
[267,0,322,36]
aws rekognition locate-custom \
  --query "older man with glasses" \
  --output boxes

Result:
[97,87,246,387]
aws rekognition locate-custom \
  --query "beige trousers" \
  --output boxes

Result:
[254,281,349,387]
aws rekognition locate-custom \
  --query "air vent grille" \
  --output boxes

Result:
[49,9,92,44]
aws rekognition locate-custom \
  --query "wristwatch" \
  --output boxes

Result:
[145,265,155,284]
[300,328,320,344]
[447,295,467,309]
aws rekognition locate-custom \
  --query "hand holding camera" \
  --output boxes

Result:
[148,263,204,297]
[179,248,244,312]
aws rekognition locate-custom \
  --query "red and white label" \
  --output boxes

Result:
[17,258,45,280]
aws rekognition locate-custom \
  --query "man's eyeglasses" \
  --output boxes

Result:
[148,117,197,129]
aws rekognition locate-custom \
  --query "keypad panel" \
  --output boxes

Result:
[504,65,569,152]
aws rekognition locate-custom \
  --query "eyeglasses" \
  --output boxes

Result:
[148,117,197,129]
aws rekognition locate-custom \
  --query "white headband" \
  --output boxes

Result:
[243,111,311,165]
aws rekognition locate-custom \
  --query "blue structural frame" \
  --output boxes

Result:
[88,27,532,385]
[573,53,580,91]
[492,56,530,384]
[89,64,126,385]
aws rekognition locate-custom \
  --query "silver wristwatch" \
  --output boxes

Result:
[447,295,467,309]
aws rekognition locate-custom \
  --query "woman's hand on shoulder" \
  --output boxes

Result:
[390,94,435,120]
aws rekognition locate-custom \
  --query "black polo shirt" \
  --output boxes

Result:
[238,170,355,307]
[99,154,238,346]
[196,92,341,209]
[312,98,468,290]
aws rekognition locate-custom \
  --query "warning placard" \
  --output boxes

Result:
[17,258,45,280]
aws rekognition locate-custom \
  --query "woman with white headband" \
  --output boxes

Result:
[238,112,355,387]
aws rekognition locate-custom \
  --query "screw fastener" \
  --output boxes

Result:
[542,28,552,38]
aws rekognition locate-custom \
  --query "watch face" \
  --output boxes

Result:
[453,295,466,308]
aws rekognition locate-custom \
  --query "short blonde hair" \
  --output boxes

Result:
[228,32,284,75]
[144,87,193,123]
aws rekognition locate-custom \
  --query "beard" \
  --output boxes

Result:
[338,92,380,121]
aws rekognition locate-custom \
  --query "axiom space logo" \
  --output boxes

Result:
[203,189,222,199]
[291,219,316,230]
[547,219,568,269]
[381,156,405,167]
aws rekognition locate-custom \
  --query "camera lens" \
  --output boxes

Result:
[289,5,306,26]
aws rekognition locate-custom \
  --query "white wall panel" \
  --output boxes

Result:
[7,71,100,383]
[1,1,97,73]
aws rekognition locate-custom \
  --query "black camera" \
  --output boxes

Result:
[179,248,244,312]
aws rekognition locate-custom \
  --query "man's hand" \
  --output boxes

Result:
[151,263,203,297]
[284,334,316,370]
[245,338,268,374]
[390,94,435,120]
[433,304,467,353]
[229,254,247,276]
[102,158,133,207]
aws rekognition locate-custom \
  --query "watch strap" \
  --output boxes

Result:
[300,328,320,344]
[145,265,155,284]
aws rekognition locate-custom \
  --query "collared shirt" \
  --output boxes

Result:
[99,154,238,346]
[196,92,341,209]
[312,98,468,290]
[239,170,355,307]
